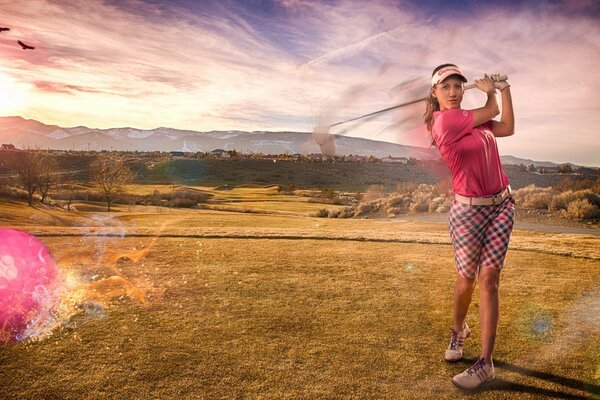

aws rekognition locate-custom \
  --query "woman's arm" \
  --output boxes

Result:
[472,75,499,127]
[491,83,514,137]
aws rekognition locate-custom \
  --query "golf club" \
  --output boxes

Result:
[313,74,507,156]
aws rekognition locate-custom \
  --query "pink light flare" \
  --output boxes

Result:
[0,228,61,343]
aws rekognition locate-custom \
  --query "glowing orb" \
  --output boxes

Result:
[0,229,61,343]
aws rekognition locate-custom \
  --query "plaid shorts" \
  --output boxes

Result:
[448,195,515,279]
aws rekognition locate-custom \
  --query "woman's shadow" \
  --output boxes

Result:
[457,357,599,399]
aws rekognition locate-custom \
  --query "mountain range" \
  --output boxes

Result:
[0,116,581,168]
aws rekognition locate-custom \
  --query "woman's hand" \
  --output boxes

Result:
[474,74,496,95]
[490,74,510,91]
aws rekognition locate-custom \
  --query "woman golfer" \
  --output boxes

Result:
[424,63,515,390]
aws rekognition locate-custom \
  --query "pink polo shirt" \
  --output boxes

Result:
[432,109,509,197]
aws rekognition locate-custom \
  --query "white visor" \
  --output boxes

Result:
[431,66,467,86]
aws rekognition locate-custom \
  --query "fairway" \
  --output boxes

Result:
[1,199,599,399]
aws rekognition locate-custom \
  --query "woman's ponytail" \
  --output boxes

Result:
[423,92,439,146]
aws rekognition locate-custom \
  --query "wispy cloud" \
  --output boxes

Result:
[0,0,598,165]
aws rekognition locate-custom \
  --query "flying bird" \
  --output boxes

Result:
[0,27,10,32]
[17,40,34,50]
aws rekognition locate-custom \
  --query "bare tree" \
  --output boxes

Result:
[16,151,44,206]
[90,155,134,211]
[56,182,78,211]
[38,155,59,204]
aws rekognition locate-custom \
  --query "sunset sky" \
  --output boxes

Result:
[1,0,599,165]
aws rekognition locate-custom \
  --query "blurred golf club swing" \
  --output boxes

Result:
[313,74,507,156]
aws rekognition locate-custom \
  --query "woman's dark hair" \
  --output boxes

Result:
[423,63,459,145]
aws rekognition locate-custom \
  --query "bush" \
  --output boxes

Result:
[396,182,419,195]
[385,193,411,211]
[580,190,600,207]
[523,192,553,209]
[408,186,436,212]
[512,185,557,210]
[409,199,429,213]
[328,209,341,218]
[167,197,198,208]
[0,186,30,200]
[311,208,329,218]
[550,190,600,211]
[354,201,383,217]
[555,177,596,192]
[337,207,356,218]
[429,196,451,213]
[550,191,577,211]
[168,189,210,203]
[564,198,600,220]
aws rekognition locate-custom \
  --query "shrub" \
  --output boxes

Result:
[523,192,553,209]
[564,198,600,220]
[166,197,196,208]
[408,187,436,212]
[550,190,600,211]
[354,201,383,217]
[337,207,356,218]
[328,209,341,218]
[549,190,576,211]
[429,196,451,213]
[385,193,411,211]
[0,186,30,200]
[512,185,557,210]
[396,182,419,195]
[580,190,600,207]
[409,199,429,213]
[311,208,329,218]
[556,177,596,192]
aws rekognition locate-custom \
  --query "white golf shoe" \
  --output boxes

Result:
[444,323,470,362]
[452,358,496,390]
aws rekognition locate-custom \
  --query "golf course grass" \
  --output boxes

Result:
[0,187,599,399]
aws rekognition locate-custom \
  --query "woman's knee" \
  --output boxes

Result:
[456,274,476,291]
[479,268,500,294]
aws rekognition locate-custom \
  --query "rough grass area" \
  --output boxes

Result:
[1,197,599,399]
[0,237,599,399]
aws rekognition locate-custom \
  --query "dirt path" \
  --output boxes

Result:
[398,214,600,236]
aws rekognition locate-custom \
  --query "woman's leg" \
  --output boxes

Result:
[478,267,500,363]
[453,273,477,332]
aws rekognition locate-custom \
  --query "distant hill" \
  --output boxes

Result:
[500,155,561,168]
[0,116,438,160]
[0,116,594,169]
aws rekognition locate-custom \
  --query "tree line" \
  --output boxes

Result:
[0,151,133,211]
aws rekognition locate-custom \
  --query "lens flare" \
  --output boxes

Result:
[0,228,61,343]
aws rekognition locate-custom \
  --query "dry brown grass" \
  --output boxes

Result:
[0,196,599,399]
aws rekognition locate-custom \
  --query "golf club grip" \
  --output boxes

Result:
[465,74,508,91]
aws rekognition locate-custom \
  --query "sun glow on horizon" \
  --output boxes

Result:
[0,73,28,114]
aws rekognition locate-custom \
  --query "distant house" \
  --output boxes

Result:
[211,149,230,158]
[170,151,185,157]
[381,156,408,164]
[0,144,16,150]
